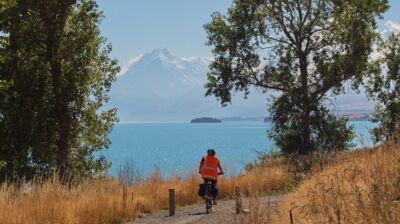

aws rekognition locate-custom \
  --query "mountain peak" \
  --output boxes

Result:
[149,48,174,58]
[143,48,176,63]
[133,48,180,70]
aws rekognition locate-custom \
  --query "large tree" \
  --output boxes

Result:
[204,0,388,154]
[0,0,119,182]
[366,32,400,143]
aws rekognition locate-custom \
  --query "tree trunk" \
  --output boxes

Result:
[48,35,70,178]
[299,53,312,154]
[52,60,70,178]
[41,4,73,179]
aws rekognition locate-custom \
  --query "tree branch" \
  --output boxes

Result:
[236,49,286,92]
[263,2,297,46]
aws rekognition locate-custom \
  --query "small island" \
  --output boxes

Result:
[190,117,222,123]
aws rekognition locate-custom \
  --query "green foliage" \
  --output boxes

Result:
[0,0,119,182]
[204,0,387,154]
[366,33,400,143]
[269,95,354,154]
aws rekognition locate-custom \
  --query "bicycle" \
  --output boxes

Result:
[204,172,223,214]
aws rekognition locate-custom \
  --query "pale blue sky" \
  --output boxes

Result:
[97,0,400,63]
[97,0,231,61]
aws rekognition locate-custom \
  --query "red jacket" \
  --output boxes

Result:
[199,155,223,181]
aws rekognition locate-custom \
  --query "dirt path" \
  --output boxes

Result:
[129,195,284,224]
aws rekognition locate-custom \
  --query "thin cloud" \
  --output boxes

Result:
[118,55,143,76]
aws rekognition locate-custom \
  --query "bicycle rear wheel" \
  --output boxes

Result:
[205,181,213,213]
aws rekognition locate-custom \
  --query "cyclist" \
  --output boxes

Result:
[199,149,224,205]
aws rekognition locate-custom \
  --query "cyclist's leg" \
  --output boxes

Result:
[202,179,209,199]
[211,180,219,204]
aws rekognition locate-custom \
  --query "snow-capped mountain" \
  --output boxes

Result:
[110,48,374,122]
[110,48,267,122]
[129,49,210,87]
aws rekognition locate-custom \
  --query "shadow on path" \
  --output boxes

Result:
[189,212,207,216]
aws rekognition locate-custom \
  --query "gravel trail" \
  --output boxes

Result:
[129,195,284,224]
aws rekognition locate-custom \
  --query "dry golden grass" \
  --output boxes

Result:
[0,165,291,224]
[274,141,400,224]
[231,192,278,224]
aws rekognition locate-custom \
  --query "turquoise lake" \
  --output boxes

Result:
[103,121,377,177]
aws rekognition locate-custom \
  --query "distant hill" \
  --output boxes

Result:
[190,117,221,123]
[340,113,371,121]
[220,116,265,122]
[262,113,371,123]
[220,114,370,123]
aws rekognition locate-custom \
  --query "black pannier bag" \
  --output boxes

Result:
[198,183,219,197]
[198,183,206,197]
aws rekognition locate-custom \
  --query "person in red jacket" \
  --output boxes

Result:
[199,149,224,204]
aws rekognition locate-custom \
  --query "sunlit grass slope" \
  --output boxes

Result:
[0,164,291,224]
[275,141,400,224]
